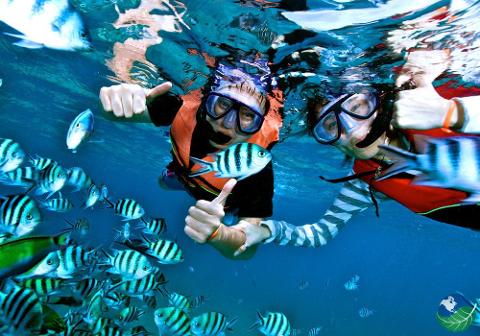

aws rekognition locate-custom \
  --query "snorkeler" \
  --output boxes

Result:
[99,59,283,259]
[232,50,480,254]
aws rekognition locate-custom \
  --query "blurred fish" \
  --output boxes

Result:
[72,278,101,298]
[298,280,309,290]
[15,251,60,280]
[130,325,152,336]
[103,289,130,310]
[0,166,39,187]
[191,295,208,309]
[344,274,360,291]
[154,307,191,336]
[167,292,192,312]
[99,183,109,202]
[83,183,100,208]
[41,194,74,212]
[66,109,94,153]
[253,311,291,336]
[358,307,374,318]
[378,137,480,203]
[143,294,157,309]
[191,312,237,336]
[0,0,91,50]
[114,222,132,244]
[307,327,323,336]
[190,143,272,181]
[36,163,68,198]
[28,154,55,171]
[107,198,145,220]
[142,235,184,264]
[119,307,144,324]
[39,304,66,334]
[0,138,25,173]
[101,249,154,280]
[65,217,90,237]
[66,167,93,191]
[0,194,42,236]
[0,232,68,279]
[139,216,166,236]
[0,283,43,334]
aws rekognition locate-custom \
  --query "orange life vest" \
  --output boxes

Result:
[169,88,283,198]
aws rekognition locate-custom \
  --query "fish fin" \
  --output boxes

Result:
[249,311,263,330]
[411,134,432,154]
[463,193,480,204]
[189,156,214,177]
[189,167,211,178]
[11,38,44,49]
[226,316,239,331]
[88,139,104,143]
[376,144,418,181]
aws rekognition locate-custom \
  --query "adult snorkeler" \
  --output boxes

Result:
[231,50,480,254]
[99,58,283,259]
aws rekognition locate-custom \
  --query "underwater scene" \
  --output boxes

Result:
[1,0,480,335]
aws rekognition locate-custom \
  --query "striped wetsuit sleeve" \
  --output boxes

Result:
[262,179,375,248]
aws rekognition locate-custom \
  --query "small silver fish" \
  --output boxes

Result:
[0,138,25,173]
[344,275,360,291]
[378,136,480,203]
[190,143,272,181]
[358,307,374,318]
[66,109,94,153]
[83,184,100,209]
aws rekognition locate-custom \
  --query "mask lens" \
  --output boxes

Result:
[341,93,377,118]
[206,95,234,118]
[313,112,339,143]
[238,106,263,133]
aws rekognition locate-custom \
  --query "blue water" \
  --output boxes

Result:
[1,0,480,335]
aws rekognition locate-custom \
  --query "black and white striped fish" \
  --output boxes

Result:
[103,249,154,280]
[119,307,144,324]
[167,292,192,311]
[154,307,191,336]
[17,278,65,298]
[36,163,67,198]
[191,312,237,336]
[0,167,39,187]
[72,278,101,298]
[139,217,166,236]
[113,273,166,296]
[0,0,91,51]
[0,284,43,333]
[0,138,25,173]
[66,167,93,191]
[189,143,272,181]
[254,311,291,336]
[0,194,42,236]
[41,194,74,212]
[130,325,152,336]
[83,183,100,209]
[28,155,55,171]
[103,290,129,310]
[378,136,480,203]
[109,198,145,220]
[142,235,184,264]
[55,245,96,279]
[358,307,374,318]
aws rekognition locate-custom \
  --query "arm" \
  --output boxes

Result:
[233,178,375,252]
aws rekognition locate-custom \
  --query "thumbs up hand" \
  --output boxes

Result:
[184,179,237,244]
[99,82,172,118]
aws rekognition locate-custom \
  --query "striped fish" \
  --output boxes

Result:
[139,217,167,236]
[66,109,94,153]
[41,195,74,212]
[191,295,208,309]
[189,143,272,181]
[142,236,184,264]
[103,289,130,309]
[36,163,67,198]
[378,136,480,202]
[103,249,154,280]
[307,327,323,336]
[255,311,291,336]
[143,294,157,309]
[0,284,43,333]
[358,307,374,318]
[83,184,100,208]
[15,251,60,280]
[130,325,152,336]
[154,307,191,336]
[119,307,144,324]
[96,325,124,336]
[28,155,55,171]
[113,273,166,296]
[65,217,90,237]
[55,245,96,279]
[344,274,359,291]
[66,167,93,191]
[0,194,42,236]
[190,312,237,336]
[18,278,65,297]
[73,278,101,298]
[84,288,105,325]
[92,317,117,334]
[0,138,25,173]
[110,198,145,220]
[168,292,192,311]
[0,166,39,187]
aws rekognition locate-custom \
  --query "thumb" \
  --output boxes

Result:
[144,82,172,98]
[211,179,237,207]
[233,243,248,257]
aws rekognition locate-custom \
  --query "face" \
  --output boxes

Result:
[313,94,386,160]
[206,92,265,149]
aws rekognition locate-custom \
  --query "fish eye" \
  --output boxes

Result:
[258,151,265,157]
[26,213,33,220]
[76,123,81,128]
[143,266,148,271]
[47,258,53,265]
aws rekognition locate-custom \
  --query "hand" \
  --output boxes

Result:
[392,85,454,130]
[184,179,237,244]
[232,220,271,257]
[99,82,172,118]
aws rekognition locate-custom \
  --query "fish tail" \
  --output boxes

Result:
[189,156,214,177]
[249,311,263,330]
[104,197,114,208]
[376,144,419,181]
[227,316,239,331]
